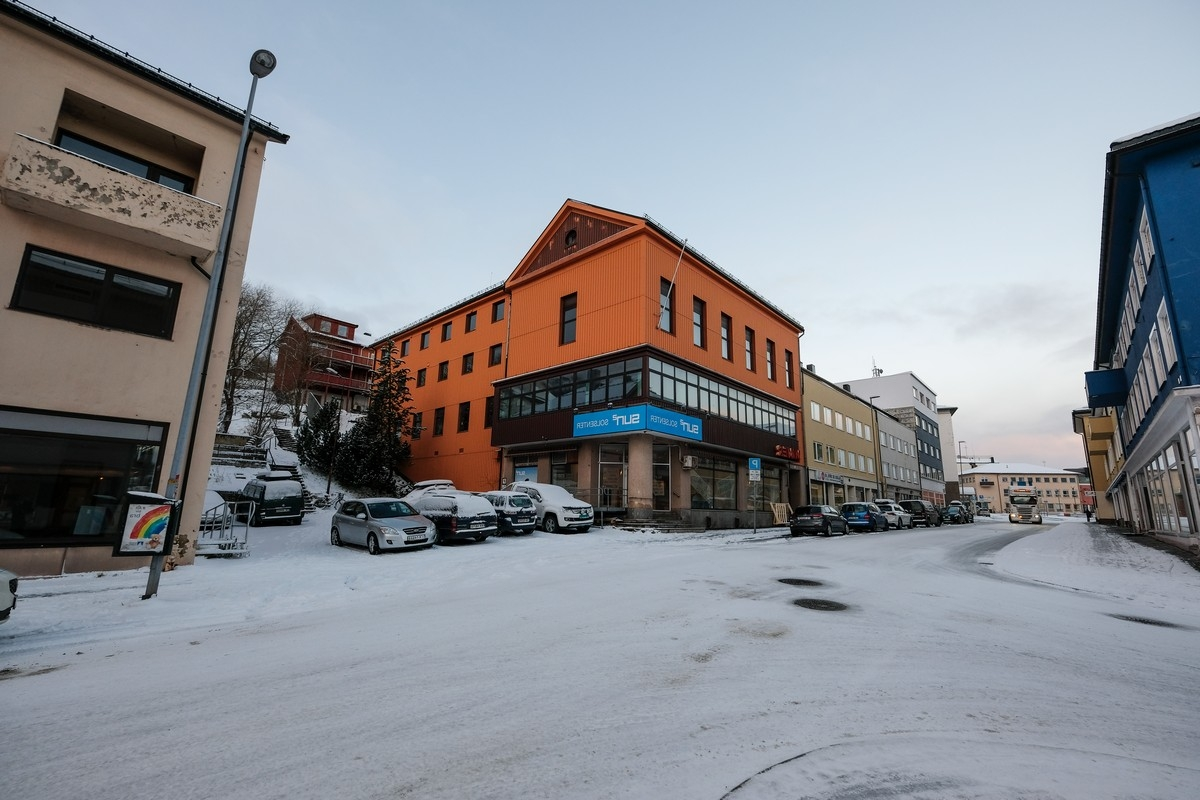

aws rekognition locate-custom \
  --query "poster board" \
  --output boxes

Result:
[112,492,176,557]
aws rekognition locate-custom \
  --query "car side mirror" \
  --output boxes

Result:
[356,513,367,520]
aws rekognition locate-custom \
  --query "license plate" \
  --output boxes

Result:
[405,534,426,542]
[470,521,484,528]
[518,516,533,523]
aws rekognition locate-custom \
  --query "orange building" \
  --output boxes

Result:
[376,200,806,527]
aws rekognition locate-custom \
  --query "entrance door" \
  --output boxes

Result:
[652,445,671,511]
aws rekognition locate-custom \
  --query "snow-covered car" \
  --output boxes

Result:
[505,481,593,533]
[481,490,538,535]
[1,567,17,624]
[875,501,913,529]
[403,484,498,543]
[331,497,437,553]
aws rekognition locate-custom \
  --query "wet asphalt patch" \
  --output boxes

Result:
[777,578,824,587]
[1107,613,1189,629]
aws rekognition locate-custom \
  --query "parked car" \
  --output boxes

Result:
[840,502,889,532]
[950,500,974,522]
[942,505,969,524]
[237,474,304,526]
[875,500,913,529]
[788,504,848,536]
[481,490,538,535]
[899,499,942,527]
[506,482,594,533]
[1,567,17,624]
[331,497,437,553]
[404,486,498,543]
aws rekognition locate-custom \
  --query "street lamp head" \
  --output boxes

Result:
[250,49,277,78]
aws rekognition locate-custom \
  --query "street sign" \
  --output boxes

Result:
[748,457,761,483]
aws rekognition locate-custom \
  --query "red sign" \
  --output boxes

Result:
[774,444,803,461]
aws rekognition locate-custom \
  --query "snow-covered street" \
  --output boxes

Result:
[3,515,1199,799]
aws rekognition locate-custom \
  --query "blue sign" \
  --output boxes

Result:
[573,404,702,441]
[748,457,761,470]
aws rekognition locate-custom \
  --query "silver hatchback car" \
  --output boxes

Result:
[331,498,437,554]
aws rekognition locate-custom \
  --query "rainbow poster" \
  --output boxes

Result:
[119,503,173,554]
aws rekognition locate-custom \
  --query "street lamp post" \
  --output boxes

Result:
[868,396,883,500]
[144,50,276,600]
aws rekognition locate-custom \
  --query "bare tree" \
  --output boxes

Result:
[220,283,306,434]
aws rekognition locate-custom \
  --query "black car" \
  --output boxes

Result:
[789,505,848,536]
[942,505,968,524]
[899,499,942,527]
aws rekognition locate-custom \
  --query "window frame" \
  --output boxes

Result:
[692,297,706,348]
[11,245,181,339]
[560,293,578,345]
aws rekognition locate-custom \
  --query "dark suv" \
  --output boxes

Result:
[899,499,942,527]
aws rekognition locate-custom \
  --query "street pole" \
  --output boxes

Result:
[143,50,276,600]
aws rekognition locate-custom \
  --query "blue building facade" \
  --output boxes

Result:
[1084,114,1200,548]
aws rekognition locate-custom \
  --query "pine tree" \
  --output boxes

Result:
[333,344,414,495]
[296,398,341,480]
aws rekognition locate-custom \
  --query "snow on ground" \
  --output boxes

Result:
[3,515,1199,799]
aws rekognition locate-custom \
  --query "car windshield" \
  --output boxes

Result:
[263,482,300,499]
[507,495,534,508]
[843,504,867,512]
[796,506,824,514]
[367,500,418,518]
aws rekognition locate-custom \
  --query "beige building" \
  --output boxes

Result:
[960,463,1084,517]
[0,4,287,575]
[802,368,891,505]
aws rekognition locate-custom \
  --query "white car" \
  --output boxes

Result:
[875,501,913,530]
[505,481,593,533]
[1,567,17,624]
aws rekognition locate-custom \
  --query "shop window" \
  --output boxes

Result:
[12,246,180,339]
[690,456,737,510]
[0,408,165,548]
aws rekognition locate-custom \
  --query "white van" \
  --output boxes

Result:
[505,481,593,533]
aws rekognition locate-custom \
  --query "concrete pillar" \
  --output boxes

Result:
[627,434,654,518]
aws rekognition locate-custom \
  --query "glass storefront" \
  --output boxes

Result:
[691,456,737,509]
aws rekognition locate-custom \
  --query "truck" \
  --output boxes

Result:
[1007,484,1042,524]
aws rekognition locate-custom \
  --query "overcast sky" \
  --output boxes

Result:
[25,0,1200,469]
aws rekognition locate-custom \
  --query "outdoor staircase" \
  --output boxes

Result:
[268,427,317,513]
[605,510,707,533]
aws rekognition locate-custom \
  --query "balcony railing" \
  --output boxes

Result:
[1,134,222,259]
[314,346,376,371]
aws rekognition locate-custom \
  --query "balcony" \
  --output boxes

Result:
[1,134,222,259]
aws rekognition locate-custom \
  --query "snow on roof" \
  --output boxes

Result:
[960,462,1079,476]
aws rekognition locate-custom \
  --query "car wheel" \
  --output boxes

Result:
[822,521,831,536]
[578,526,590,533]
[330,527,341,547]
[474,535,488,542]
[543,515,559,533]
[367,533,380,555]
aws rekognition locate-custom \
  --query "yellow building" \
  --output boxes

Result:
[960,463,1084,516]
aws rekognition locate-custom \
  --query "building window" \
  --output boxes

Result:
[437,361,449,381]
[765,339,776,381]
[489,343,503,366]
[12,247,181,339]
[659,278,674,333]
[55,130,194,193]
[492,299,505,322]
[465,311,477,332]
[457,401,471,432]
[400,339,410,357]
[320,320,332,333]
[784,349,794,389]
[811,401,820,421]
[813,442,824,462]
[744,327,755,371]
[560,293,577,345]
[0,408,165,548]
[462,353,474,375]
[411,411,423,439]
[720,314,732,360]
[420,331,430,349]
[416,368,427,387]
[692,297,706,348]
[484,396,494,428]
[689,456,737,510]
[433,407,445,436]
[441,321,452,341]
[337,324,348,338]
